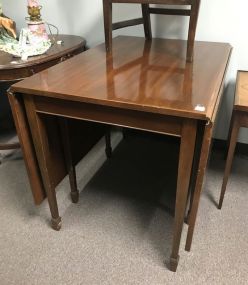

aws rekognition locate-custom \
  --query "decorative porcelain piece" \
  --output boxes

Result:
[1,28,51,59]
[28,0,38,7]
[27,22,49,45]
[0,0,51,60]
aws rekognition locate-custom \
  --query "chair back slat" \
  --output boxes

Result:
[113,18,144,30]
[103,0,201,61]
[149,8,191,16]
[112,0,192,5]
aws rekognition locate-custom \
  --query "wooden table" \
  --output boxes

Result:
[11,36,232,271]
[219,70,248,209]
[2,35,104,205]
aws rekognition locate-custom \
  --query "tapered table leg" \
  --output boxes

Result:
[24,95,61,230]
[185,122,205,224]
[58,117,79,203]
[185,122,213,252]
[169,119,197,272]
[218,114,240,209]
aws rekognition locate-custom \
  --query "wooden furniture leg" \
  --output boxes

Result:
[187,0,201,62]
[141,4,152,40]
[0,142,20,150]
[105,131,112,158]
[103,0,113,52]
[218,113,240,209]
[185,122,204,223]
[170,119,197,272]
[185,122,213,251]
[24,95,61,230]
[58,117,79,203]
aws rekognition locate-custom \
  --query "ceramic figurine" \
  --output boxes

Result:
[28,0,39,7]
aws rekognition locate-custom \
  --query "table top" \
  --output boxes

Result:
[0,35,85,71]
[234,71,248,112]
[11,36,232,121]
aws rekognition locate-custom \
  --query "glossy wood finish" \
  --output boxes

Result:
[12,36,231,121]
[3,35,86,204]
[11,36,232,271]
[0,35,86,81]
[103,0,201,62]
[24,95,62,230]
[7,91,45,203]
[219,71,248,209]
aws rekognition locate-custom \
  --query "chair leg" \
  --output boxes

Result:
[141,4,152,40]
[105,130,112,158]
[187,0,201,62]
[58,118,79,204]
[218,115,240,210]
[103,0,113,52]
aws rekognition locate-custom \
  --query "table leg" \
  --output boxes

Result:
[105,130,112,158]
[185,122,213,252]
[218,114,240,209]
[169,119,197,272]
[185,122,205,223]
[24,95,61,231]
[58,117,79,203]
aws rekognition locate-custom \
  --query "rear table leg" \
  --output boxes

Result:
[59,117,79,204]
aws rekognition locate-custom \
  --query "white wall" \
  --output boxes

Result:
[3,0,248,142]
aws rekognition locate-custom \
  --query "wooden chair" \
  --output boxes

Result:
[102,0,201,62]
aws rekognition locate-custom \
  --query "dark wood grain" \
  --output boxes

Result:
[7,91,45,203]
[12,36,232,121]
[2,35,104,205]
[24,95,62,230]
[11,36,232,272]
[112,0,191,4]
[149,8,191,16]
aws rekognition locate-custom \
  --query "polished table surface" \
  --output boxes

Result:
[0,35,85,80]
[12,36,231,121]
[11,36,232,272]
